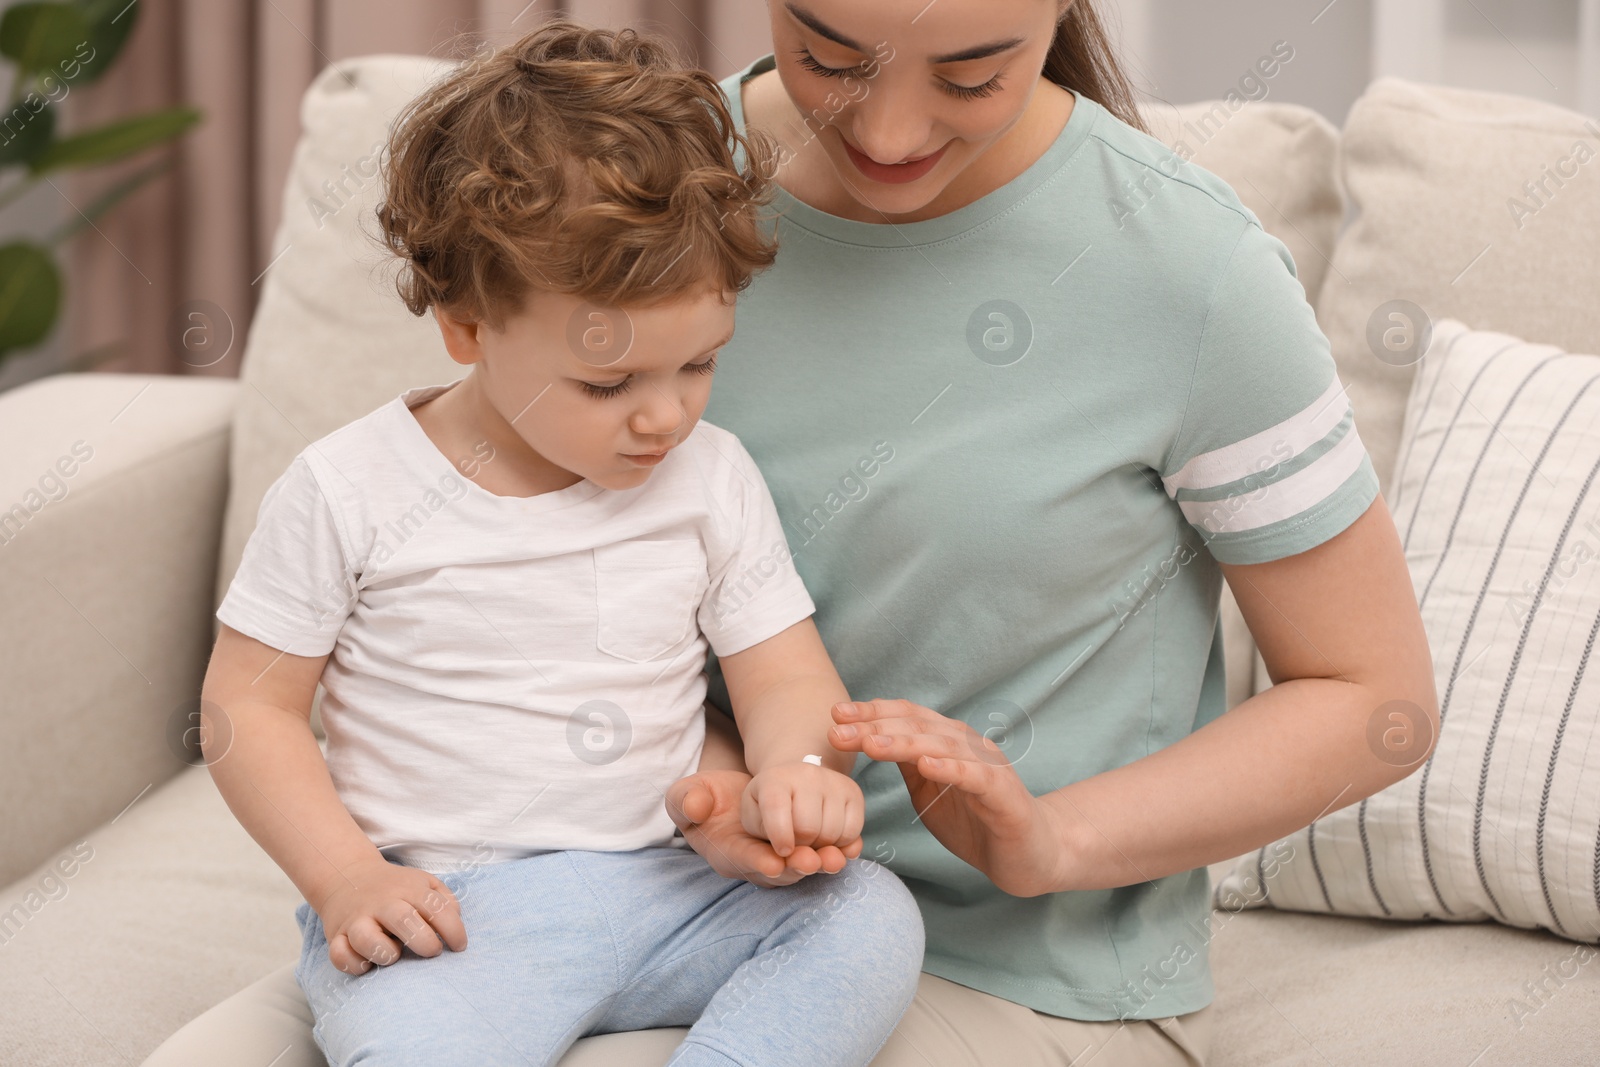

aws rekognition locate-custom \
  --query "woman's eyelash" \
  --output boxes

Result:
[579,355,717,400]
[944,75,1003,101]
[792,47,1003,100]
[793,47,862,79]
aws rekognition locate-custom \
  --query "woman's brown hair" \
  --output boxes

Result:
[1044,0,1149,134]
[376,18,779,332]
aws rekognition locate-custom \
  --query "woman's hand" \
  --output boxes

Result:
[829,699,1075,898]
[665,768,859,887]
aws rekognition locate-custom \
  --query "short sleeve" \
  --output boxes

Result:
[696,438,815,657]
[216,455,356,656]
[1160,222,1379,565]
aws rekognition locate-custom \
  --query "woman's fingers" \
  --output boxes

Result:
[914,754,1035,828]
[858,726,994,767]
[833,701,1010,768]
[719,831,812,883]
[813,842,849,873]
[775,844,822,878]
[666,776,716,831]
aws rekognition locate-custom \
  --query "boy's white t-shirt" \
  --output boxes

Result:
[216,382,815,873]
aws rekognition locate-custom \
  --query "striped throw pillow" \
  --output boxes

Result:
[1214,318,1600,942]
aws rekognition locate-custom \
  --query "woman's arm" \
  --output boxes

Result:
[827,497,1441,896]
[697,698,750,775]
[1055,497,1437,888]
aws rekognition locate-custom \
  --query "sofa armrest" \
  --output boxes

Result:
[0,373,238,886]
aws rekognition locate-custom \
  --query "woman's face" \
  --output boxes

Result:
[765,0,1066,219]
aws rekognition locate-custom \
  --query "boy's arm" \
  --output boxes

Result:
[200,620,464,972]
[718,618,852,777]
[202,624,381,908]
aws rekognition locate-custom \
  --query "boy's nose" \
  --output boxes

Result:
[630,386,686,435]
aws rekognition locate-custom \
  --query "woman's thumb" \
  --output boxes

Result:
[666,775,714,830]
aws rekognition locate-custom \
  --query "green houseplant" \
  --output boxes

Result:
[0,0,200,371]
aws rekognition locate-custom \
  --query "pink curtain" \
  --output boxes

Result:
[64,0,771,379]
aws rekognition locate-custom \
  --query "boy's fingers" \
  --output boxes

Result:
[818,792,846,848]
[327,933,372,975]
[760,785,796,857]
[791,787,824,847]
[738,788,766,841]
[346,915,402,967]
[844,794,864,844]
[414,884,468,952]
[380,903,444,958]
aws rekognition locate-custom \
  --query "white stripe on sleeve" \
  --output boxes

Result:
[1163,377,1350,496]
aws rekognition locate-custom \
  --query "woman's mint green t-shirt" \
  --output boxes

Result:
[705,55,1380,1021]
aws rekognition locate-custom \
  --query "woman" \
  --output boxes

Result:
[147,2,1436,1065]
[664,1,1436,1064]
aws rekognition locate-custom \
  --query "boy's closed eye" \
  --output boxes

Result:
[578,352,720,399]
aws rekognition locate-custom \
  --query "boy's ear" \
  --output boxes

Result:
[434,306,485,367]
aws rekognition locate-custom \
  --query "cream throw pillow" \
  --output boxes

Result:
[1214,319,1600,943]
[1314,78,1600,507]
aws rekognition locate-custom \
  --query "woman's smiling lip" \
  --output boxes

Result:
[842,140,949,185]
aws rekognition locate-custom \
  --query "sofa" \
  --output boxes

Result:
[2,52,1597,1066]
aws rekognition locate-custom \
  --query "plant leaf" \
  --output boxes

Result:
[0,241,61,354]
[69,0,138,85]
[0,99,53,166]
[28,105,200,174]
[0,3,90,82]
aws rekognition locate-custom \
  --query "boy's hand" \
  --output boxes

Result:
[740,762,865,860]
[667,769,858,886]
[313,857,468,975]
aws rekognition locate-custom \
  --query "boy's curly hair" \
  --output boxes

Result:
[376,19,779,331]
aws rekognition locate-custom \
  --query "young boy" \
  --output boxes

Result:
[202,19,924,1067]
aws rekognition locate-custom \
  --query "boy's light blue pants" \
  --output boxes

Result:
[293,845,926,1067]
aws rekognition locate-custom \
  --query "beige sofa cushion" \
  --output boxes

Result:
[1207,905,1599,1065]
[216,55,463,604]
[1215,319,1600,943]
[1314,77,1600,502]
[0,374,238,887]
[0,765,300,1064]
[1142,98,1343,307]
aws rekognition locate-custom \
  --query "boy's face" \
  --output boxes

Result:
[437,286,736,492]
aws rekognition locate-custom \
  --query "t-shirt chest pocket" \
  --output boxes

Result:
[592,539,710,662]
